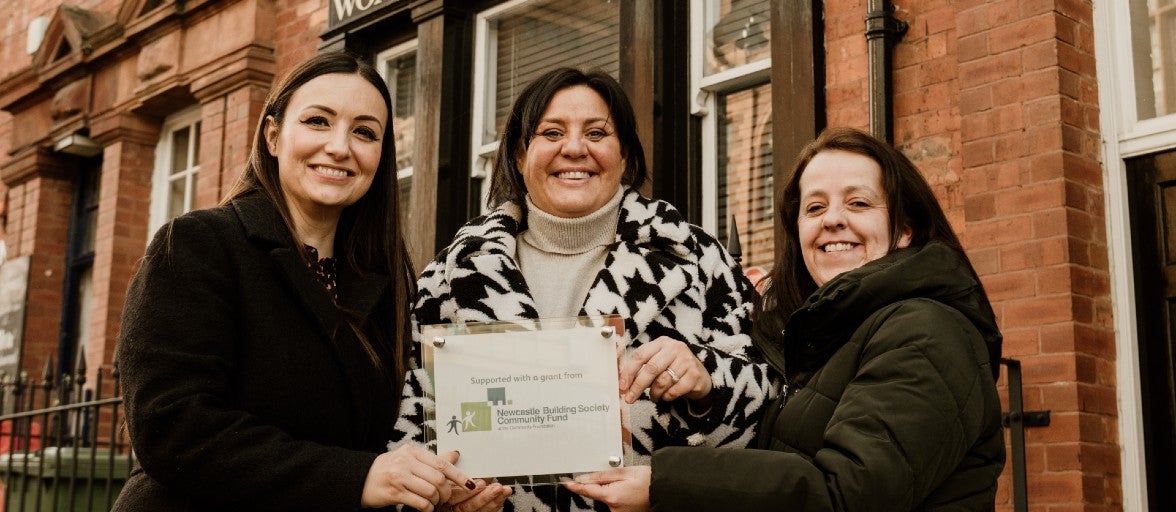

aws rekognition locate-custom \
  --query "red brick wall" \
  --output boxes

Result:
[0,0,52,259]
[1,0,109,383]
[0,0,296,387]
[88,136,156,383]
[958,1,1118,509]
[825,0,872,131]
[274,0,329,83]
[195,84,269,207]
[824,0,1119,510]
[893,0,964,231]
[0,0,120,78]
[195,98,228,207]
[0,0,123,202]
[4,176,72,376]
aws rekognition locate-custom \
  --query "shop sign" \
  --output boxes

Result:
[329,0,393,29]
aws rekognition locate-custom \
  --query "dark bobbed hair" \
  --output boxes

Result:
[762,127,983,317]
[222,51,414,384]
[487,67,647,208]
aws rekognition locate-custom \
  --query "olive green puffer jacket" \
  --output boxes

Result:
[650,241,1005,511]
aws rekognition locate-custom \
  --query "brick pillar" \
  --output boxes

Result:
[88,112,158,386]
[274,0,322,79]
[195,97,227,208]
[194,84,269,208]
[0,148,73,381]
[956,1,1118,510]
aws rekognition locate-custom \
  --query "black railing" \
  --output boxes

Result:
[0,359,132,512]
[1000,357,1050,512]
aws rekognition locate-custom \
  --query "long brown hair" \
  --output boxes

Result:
[222,51,415,386]
[762,127,980,317]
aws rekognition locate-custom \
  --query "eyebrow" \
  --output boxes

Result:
[538,116,613,125]
[842,185,878,195]
[304,105,385,127]
[801,184,881,199]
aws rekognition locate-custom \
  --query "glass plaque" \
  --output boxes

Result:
[420,315,627,481]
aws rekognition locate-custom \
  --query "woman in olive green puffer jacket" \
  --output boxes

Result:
[565,127,1005,512]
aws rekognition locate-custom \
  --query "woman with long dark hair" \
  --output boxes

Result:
[114,51,497,511]
[566,128,1005,511]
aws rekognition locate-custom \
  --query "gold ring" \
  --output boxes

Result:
[665,367,680,384]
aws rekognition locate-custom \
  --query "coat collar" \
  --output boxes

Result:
[231,191,389,332]
[231,192,394,439]
[783,241,1002,377]
[436,189,703,335]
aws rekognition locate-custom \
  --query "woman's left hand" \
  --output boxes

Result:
[561,466,651,512]
[619,336,712,403]
[440,479,512,512]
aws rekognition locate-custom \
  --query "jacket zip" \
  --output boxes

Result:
[753,326,793,449]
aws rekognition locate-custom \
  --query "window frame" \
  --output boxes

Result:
[376,38,419,189]
[470,0,534,213]
[1101,0,1176,157]
[689,2,772,236]
[148,106,201,236]
[1095,1,1176,510]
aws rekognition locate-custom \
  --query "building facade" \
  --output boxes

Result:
[0,0,1173,510]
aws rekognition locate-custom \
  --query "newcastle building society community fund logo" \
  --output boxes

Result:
[448,372,612,434]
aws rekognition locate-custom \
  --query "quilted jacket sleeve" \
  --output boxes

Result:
[648,299,1000,511]
[117,215,377,511]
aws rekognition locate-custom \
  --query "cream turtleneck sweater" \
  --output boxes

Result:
[517,187,624,318]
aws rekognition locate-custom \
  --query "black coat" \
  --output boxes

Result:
[113,192,401,511]
[650,242,1005,511]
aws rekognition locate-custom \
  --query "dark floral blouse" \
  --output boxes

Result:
[304,245,337,302]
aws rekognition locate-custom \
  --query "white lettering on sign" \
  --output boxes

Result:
[332,0,383,22]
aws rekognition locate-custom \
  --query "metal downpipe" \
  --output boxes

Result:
[865,0,907,143]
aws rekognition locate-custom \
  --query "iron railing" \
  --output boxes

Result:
[1000,357,1050,512]
[0,358,132,512]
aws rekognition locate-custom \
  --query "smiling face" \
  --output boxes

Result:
[797,150,912,287]
[265,72,387,225]
[519,85,625,218]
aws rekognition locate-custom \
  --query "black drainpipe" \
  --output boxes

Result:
[865,0,908,143]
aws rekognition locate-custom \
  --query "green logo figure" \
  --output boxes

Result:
[459,402,491,432]
[457,387,507,432]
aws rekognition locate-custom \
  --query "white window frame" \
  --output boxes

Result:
[376,39,418,188]
[1099,1,1176,156]
[690,2,771,235]
[470,0,532,214]
[1095,1,1176,511]
[148,106,201,236]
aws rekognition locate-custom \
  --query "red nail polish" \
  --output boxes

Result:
[465,479,476,490]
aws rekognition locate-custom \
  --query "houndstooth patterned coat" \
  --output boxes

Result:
[392,189,775,511]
